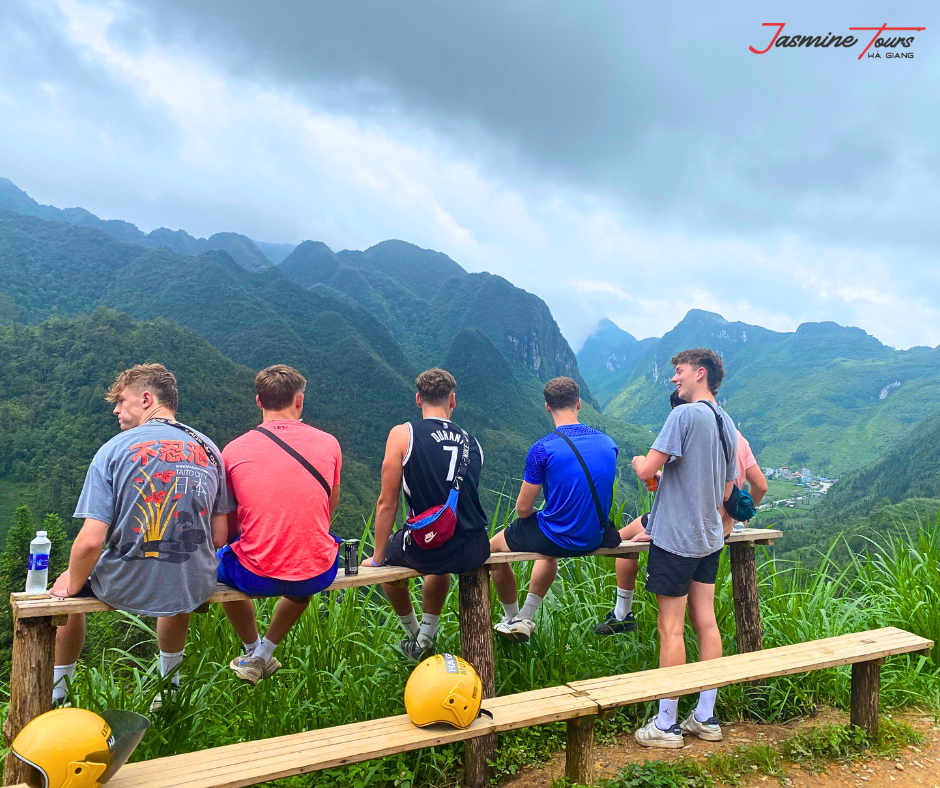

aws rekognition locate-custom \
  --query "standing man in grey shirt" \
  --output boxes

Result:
[630,348,737,749]
[49,364,234,711]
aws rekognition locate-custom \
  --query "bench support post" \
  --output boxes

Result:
[729,543,763,654]
[565,716,595,786]
[459,566,495,788]
[850,659,882,739]
[3,615,55,787]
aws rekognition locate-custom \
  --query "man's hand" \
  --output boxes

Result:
[631,456,643,474]
[631,532,652,542]
[361,555,385,568]
[50,570,72,598]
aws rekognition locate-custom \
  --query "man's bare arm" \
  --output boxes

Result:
[329,483,341,517]
[745,465,768,507]
[50,519,108,598]
[632,449,671,481]
[515,481,541,519]
[364,425,408,566]
[211,513,228,549]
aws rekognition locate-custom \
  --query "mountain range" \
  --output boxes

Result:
[0,181,650,536]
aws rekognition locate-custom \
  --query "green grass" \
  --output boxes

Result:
[10,509,940,787]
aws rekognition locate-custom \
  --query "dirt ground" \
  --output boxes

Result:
[501,709,940,788]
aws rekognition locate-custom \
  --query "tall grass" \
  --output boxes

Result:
[14,505,940,787]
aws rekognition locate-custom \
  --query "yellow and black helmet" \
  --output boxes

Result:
[11,708,149,788]
[404,653,483,729]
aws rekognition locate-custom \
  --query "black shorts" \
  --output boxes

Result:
[502,513,622,558]
[645,542,723,598]
[385,528,490,575]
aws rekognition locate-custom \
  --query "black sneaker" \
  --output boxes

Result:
[398,637,434,662]
[593,611,638,635]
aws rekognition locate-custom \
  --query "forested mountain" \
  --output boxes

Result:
[577,318,659,408]
[0,178,273,271]
[0,189,649,537]
[279,239,592,396]
[0,310,260,539]
[823,410,940,516]
[603,309,940,475]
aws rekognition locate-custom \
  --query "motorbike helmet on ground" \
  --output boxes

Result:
[11,708,150,788]
[404,653,485,729]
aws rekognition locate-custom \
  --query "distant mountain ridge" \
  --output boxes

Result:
[577,318,659,407]
[602,309,940,475]
[0,178,282,271]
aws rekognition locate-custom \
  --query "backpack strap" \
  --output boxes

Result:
[696,400,732,466]
[552,429,608,529]
[254,426,331,498]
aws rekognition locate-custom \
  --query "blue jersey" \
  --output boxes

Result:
[524,424,618,552]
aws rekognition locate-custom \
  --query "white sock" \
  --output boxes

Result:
[501,600,520,623]
[656,698,678,731]
[695,688,718,722]
[399,611,420,638]
[243,637,261,655]
[519,593,543,622]
[52,662,76,702]
[417,613,439,647]
[614,588,634,621]
[159,649,184,687]
[252,637,277,663]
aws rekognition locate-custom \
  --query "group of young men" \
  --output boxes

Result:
[50,347,766,748]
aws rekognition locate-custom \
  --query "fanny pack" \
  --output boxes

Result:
[405,428,471,550]
[697,401,757,523]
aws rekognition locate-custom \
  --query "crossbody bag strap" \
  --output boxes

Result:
[254,426,332,498]
[552,429,607,529]
[149,418,221,473]
[697,400,731,465]
[452,429,472,492]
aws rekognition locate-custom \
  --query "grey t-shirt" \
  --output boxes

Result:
[645,400,737,558]
[74,421,235,616]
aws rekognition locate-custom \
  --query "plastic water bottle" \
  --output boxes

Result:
[25,531,51,594]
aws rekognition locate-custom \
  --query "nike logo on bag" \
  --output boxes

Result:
[424,531,436,543]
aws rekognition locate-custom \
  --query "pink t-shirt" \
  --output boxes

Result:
[735,431,757,490]
[222,420,341,580]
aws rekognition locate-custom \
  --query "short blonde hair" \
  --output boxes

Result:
[415,368,456,405]
[255,365,307,410]
[106,364,179,412]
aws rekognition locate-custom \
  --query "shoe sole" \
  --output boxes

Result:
[494,628,531,644]
[634,732,685,749]
[594,622,638,635]
[683,727,722,742]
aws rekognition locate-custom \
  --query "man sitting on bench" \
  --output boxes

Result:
[490,377,621,643]
[363,368,490,661]
[219,365,342,684]
[631,348,737,748]
[49,364,233,711]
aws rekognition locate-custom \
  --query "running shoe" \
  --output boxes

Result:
[398,637,435,662]
[634,718,684,749]
[593,611,638,635]
[149,687,178,712]
[680,712,722,741]
[229,654,282,685]
[494,617,536,643]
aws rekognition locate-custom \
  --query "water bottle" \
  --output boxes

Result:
[25,531,51,594]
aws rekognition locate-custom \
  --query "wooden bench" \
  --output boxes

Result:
[2,528,780,787]
[105,685,598,788]
[570,627,934,741]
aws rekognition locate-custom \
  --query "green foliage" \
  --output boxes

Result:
[595,759,714,788]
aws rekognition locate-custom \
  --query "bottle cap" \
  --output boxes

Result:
[36,531,47,537]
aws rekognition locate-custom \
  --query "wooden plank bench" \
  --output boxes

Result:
[2,528,780,787]
[104,685,598,788]
[570,627,934,739]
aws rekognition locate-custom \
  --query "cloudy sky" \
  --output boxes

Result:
[1,0,937,350]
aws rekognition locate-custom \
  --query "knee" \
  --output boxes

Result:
[490,531,508,552]
[284,595,311,606]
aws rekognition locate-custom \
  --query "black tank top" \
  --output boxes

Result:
[402,418,487,536]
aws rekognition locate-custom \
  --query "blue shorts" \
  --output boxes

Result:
[216,543,340,599]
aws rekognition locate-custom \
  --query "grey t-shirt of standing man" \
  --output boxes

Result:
[645,400,738,558]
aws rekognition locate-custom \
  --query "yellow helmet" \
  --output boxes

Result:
[11,708,149,788]
[404,653,482,729]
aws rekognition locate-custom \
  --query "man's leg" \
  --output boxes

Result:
[416,574,450,647]
[520,558,557,621]
[53,613,85,703]
[383,580,420,639]
[489,530,520,622]
[221,599,261,652]
[655,594,688,728]
[687,580,722,724]
[156,612,190,687]
[596,516,644,633]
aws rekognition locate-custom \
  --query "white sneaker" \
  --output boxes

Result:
[680,711,722,741]
[229,654,282,684]
[149,687,178,712]
[634,717,684,749]
[493,617,535,643]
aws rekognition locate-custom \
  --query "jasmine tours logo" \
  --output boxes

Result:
[749,23,926,60]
